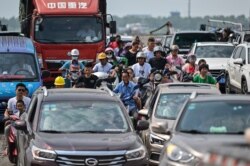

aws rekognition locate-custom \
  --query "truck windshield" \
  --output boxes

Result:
[34,16,103,43]
[0,53,39,81]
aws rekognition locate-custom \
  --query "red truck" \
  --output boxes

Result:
[19,0,116,86]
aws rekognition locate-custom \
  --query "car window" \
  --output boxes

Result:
[195,45,234,58]
[173,33,217,49]
[232,47,243,59]
[27,96,38,129]
[39,101,129,133]
[248,48,250,64]
[243,34,250,42]
[149,90,159,117]
[176,101,250,134]
[155,94,190,119]
[239,47,246,64]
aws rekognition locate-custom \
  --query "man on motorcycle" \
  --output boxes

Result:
[74,62,98,89]
[93,52,113,73]
[59,49,85,72]
[166,45,184,68]
[113,70,141,116]
[132,52,152,78]
[149,46,167,70]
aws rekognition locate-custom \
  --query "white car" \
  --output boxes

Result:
[225,43,250,94]
[189,42,235,92]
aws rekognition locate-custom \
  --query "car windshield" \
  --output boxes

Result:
[0,53,39,81]
[35,16,103,43]
[155,94,190,119]
[174,33,217,49]
[195,45,235,58]
[39,101,130,133]
[177,101,250,134]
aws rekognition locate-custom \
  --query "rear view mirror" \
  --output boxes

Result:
[41,70,50,79]
[233,58,243,66]
[151,121,169,134]
[14,120,27,131]
[109,21,117,34]
[136,120,149,131]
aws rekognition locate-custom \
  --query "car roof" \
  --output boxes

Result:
[38,88,119,102]
[190,94,250,102]
[157,83,221,94]
[195,42,234,46]
[237,43,250,47]
[0,36,34,54]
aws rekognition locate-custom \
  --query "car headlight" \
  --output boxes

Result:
[32,145,57,161]
[166,144,194,163]
[125,146,147,161]
[150,133,165,145]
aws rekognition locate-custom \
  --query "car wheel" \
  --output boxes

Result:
[225,75,233,94]
[241,79,248,94]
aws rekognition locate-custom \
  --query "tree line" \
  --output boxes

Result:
[1,15,249,34]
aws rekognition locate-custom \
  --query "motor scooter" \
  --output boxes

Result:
[3,113,19,164]
[63,69,82,88]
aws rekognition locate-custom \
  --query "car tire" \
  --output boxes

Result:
[241,79,248,94]
[225,75,233,94]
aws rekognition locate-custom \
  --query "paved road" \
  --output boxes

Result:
[0,126,14,166]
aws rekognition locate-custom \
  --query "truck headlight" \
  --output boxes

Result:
[32,145,57,161]
[166,144,194,163]
[125,146,147,161]
[150,133,165,145]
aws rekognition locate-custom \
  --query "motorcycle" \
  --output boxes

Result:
[3,113,20,164]
[62,69,82,88]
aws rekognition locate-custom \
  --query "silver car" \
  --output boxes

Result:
[159,95,250,166]
[139,83,221,165]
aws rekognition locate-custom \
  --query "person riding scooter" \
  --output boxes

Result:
[59,49,84,87]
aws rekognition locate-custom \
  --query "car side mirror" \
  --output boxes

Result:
[109,21,117,34]
[14,120,27,131]
[136,120,149,131]
[151,121,169,134]
[41,70,50,79]
[233,58,243,66]
[138,109,149,117]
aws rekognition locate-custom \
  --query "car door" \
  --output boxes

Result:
[234,47,246,88]
[17,96,38,165]
[228,46,242,87]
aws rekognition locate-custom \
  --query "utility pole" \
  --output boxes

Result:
[188,0,191,18]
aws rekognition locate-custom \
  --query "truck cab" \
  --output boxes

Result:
[19,0,116,87]
[0,36,49,122]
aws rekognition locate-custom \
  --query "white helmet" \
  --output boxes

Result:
[136,52,146,59]
[71,49,80,56]
[153,46,163,53]
[170,45,179,51]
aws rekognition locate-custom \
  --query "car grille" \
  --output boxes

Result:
[56,154,126,166]
[210,69,224,78]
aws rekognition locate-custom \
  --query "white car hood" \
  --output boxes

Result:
[197,58,229,70]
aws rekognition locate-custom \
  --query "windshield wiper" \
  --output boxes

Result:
[39,130,65,133]
[180,129,209,134]
[64,39,88,43]
[37,39,58,44]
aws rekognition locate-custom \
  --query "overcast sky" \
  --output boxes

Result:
[1,0,250,18]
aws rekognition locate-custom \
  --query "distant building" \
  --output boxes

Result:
[170,11,181,17]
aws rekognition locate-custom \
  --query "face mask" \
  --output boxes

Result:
[72,56,78,60]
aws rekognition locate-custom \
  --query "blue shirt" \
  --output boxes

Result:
[93,62,112,73]
[61,61,85,70]
[113,81,137,109]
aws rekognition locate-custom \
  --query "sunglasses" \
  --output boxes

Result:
[17,89,25,92]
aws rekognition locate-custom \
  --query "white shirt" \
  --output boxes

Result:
[132,63,152,78]
[77,29,96,38]
[93,62,113,73]
[7,96,31,116]
[142,47,154,62]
